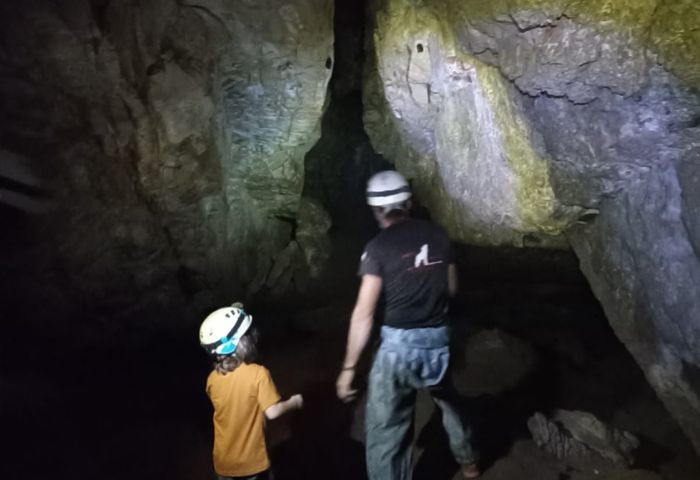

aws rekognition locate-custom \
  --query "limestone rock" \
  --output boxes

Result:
[528,410,639,466]
[365,0,580,247]
[148,62,214,147]
[296,197,332,279]
[465,15,650,103]
[246,197,332,296]
[679,151,700,258]
[0,0,334,325]
[265,241,305,295]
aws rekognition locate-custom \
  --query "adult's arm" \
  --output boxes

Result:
[336,274,382,401]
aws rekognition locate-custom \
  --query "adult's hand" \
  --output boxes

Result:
[336,275,381,402]
[336,368,357,402]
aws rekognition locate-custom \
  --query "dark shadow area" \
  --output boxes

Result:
[2,221,699,480]
[0,327,214,480]
[270,386,367,480]
[633,435,677,471]
[409,245,697,480]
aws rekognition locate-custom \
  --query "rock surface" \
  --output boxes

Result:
[529,410,639,466]
[365,0,700,453]
[457,329,538,396]
[364,0,579,248]
[0,0,334,324]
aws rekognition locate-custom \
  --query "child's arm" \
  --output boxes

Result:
[264,394,303,420]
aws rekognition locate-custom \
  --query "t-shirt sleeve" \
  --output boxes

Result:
[358,241,382,277]
[257,367,282,411]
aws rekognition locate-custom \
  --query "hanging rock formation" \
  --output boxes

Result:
[0,0,334,322]
[365,0,700,452]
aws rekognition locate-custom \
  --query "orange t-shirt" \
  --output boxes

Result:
[206,363,281,477]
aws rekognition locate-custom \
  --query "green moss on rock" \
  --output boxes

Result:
[476,62,567,235]
[369,0,574,245]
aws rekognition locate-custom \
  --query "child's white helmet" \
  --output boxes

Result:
[199,306,253,356]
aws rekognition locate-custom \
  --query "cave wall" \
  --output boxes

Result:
[364,0,583,248]
[0,0,333,324]
[365,0,700,451]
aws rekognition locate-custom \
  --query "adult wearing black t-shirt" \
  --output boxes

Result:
[336,171,479,480]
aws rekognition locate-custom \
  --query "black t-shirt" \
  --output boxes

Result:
[358,218,454,329]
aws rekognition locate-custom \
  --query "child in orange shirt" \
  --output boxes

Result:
[200,303,303,480]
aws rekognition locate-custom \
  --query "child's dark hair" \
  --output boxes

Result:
[214,328,259,374]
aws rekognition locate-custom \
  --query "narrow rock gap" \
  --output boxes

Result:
[303,0,389,237]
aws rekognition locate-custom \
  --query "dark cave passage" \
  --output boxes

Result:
[1,1,700,480]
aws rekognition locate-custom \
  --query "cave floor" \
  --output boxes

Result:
[2,237,700,480]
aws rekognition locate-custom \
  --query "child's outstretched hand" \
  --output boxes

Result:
[265,394,304,420]
[290,393,304,410]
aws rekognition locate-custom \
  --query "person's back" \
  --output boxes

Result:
[207,363,281,477]
[336,170,479,479]
[199,304,303,480]
[361,218,452,329]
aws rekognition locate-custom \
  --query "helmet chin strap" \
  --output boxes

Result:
[217,336,239,355]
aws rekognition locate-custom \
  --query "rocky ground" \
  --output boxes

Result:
[1,235,699,480]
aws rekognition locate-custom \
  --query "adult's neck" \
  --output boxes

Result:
[381,214,410,229]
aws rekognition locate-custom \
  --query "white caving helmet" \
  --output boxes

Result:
[199,305,253,356]
[366,170,412,208]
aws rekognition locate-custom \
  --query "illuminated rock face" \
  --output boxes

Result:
[364,1,582,248]
[366,0,700,452]
[0,0,333,314]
